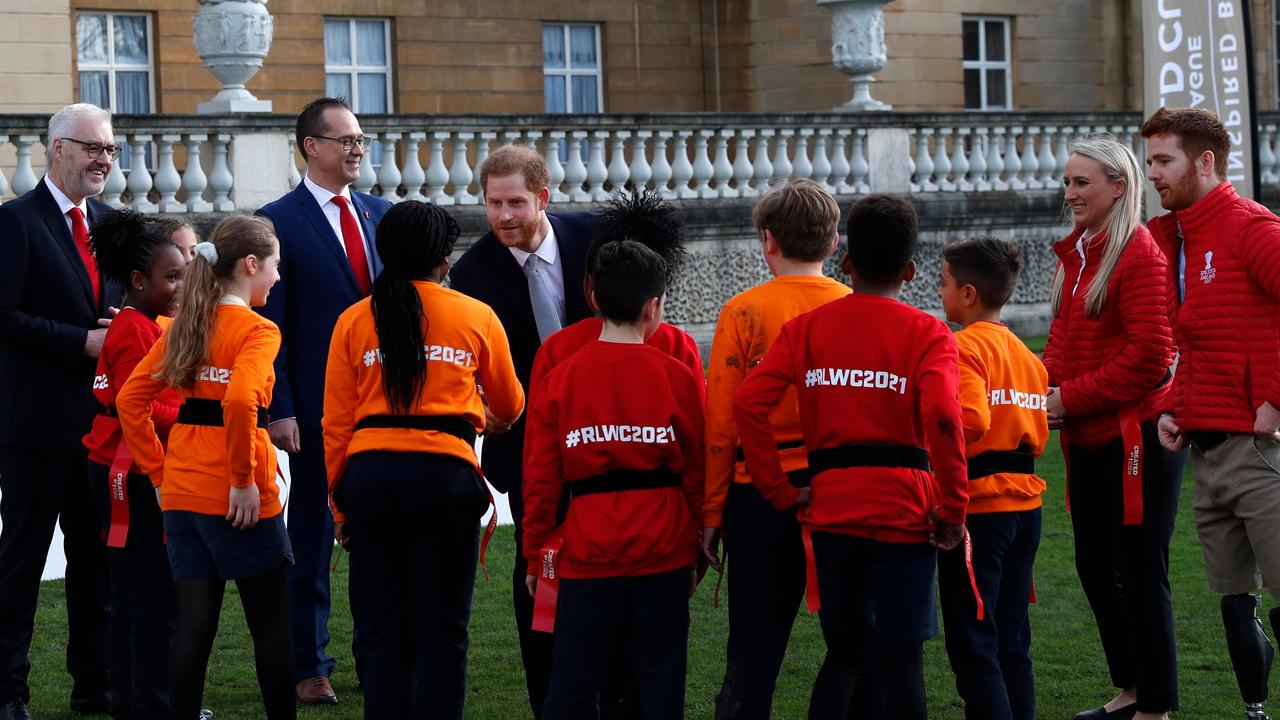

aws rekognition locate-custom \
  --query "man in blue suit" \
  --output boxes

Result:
[448,145,597,718]
[257,97,391,706]
[0,103,120,720]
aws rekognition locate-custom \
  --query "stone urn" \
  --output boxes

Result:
[193,0,274,113]
[818,0,893,112]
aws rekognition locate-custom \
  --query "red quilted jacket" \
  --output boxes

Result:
[1043,225,1175,449]
[1147,181,1280,433]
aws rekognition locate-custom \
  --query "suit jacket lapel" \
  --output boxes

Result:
[550,214,592,323]
[484,233,537,330]
[291,184,361,295]
[351,192,383,278]
[36,180,95,309]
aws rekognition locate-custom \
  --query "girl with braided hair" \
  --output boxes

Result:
[322,200,523,720]
[81,208,185,719]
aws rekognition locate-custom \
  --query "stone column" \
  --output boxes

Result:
[193,0,273,113]
[817,0,893,112]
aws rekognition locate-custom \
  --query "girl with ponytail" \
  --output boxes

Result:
[322,200,523,720]
[116,214,297,720]
[1042,135,1182,720]
[81,208,185,719]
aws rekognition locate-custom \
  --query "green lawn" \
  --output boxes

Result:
[25,438,1243,718]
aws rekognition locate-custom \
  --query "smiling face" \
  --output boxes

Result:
[483,172,549,251]
[304,107,364,192]
[245,238,282,307]
[134,244,186,318]
[1144,133,1204,212]
[169,226,198,264]
[1063,154,1125,234]
[52,115,114,203]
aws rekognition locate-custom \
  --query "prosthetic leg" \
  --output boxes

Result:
[1222,594,1274,719]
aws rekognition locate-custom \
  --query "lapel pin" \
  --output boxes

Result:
[363,210,370,219]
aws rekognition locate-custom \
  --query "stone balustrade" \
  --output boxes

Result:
[5,110,1276,211]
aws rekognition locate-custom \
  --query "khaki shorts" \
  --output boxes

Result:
[1192,433,1280,600]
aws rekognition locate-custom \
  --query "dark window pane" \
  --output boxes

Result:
[985,21,1006,61]
[963,20,978,61]
[964,68,982,109]
[987,68,1008,108]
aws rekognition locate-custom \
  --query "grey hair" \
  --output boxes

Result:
[46,103,113,164]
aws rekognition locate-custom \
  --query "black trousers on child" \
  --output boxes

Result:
[938,508,1041,720]
[716,480,807,720]
[543,568,690,720]
[1067,421,1186,714]
[337,451,490,720]
[807,532,936,720]
[87,462,175,720]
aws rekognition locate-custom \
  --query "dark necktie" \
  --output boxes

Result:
[67,206,100,303]
[331,195,372,295]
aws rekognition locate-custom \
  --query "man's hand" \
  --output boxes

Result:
[484,405,512,436]
[269,418,301,453]
[1157,413,1188,451]
[1255,402,1280,444]
[931,522,965,551]
[334,520,351,549]
[789,487,812,510]
[700,526,723,573]
[525,573,537,598]
[227,483,261,529]
[1046,386,1066,419]
[84,323,109,358]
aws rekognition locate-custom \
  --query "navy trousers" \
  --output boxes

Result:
[716,481,807,720]
[543,569,690,720]
[337,451,490,720]
[87,462,174,720]
[938,508,1041,720]
[1067,422,1186,713]
[0,447,108,707]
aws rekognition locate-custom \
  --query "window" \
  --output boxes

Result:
[76,12,154,115]
[543,24,603,113]
[325,18,392,167]
[963,17,1012,111]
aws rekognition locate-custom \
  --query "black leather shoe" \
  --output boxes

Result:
[1073,703,1138,720]
[0,699,33,720]
[69,695,110,715]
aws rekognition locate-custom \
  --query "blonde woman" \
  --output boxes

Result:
[1042,135,1182,720]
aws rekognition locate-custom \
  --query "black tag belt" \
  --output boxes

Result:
[569,468,681,499]
[176,398,268,428]
[353,414,477,446]
[967,449,1035,481]
[807,443,931,475]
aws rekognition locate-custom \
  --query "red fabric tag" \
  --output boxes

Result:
[106,440,132,548]
[1119,407,1144,526]
[532,536,563,634]
[801,523,821,614]
[963,528,986,621]
[1029,575,1037,605]
[478,475,497,581]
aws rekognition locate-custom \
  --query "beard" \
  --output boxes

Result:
[1160,165,1200,211]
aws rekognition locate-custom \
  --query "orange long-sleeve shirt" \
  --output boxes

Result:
[323,281,524,522]
[956,321,1049,514]
[117,302,283,518]
[703,274,850,527]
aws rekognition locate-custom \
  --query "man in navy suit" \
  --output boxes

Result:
[257,97,391,706]
[448,145,597,718]
[0,103,121,720]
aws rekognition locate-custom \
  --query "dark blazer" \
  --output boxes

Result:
[0,179,121,451]
[257,183,392,433]
[448,211,598,493]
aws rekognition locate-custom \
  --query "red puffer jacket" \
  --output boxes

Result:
[1147,182,1280,433]
[1043,225,1175,449]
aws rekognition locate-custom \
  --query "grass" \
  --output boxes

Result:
[25,437,1243,719]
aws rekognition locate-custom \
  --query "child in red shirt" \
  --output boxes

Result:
[524,240,704,719]
[937,236,1049,720]
[733,194,968,719]
[82,209,187,720]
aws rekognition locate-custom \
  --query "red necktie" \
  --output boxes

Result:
[67,207,100,303]
[331,195,372,295]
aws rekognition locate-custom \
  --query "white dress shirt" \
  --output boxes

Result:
[302,174,375,280]
[44,176,89,237]
[508,223,567,322]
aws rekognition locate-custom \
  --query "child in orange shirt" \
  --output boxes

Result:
[117,216,295,720]
[701,179,850,720]
[937,236,1049,720]
[323,201,523,720]
[81,209,186,720]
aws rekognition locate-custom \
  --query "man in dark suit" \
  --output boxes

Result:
[257,97,391,706]
[0,103,121,720]
[448,145,596,717]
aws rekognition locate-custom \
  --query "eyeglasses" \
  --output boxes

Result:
[60,137,122,161]
[312,135,370,151]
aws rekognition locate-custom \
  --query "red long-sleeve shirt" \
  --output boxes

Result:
[82,307,179,470]
[523,340,704,579]
[733,294,968,542]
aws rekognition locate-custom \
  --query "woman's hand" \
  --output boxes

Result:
[227,483,261,529]
[1046,386,1066,418]
[525,573,537,598]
